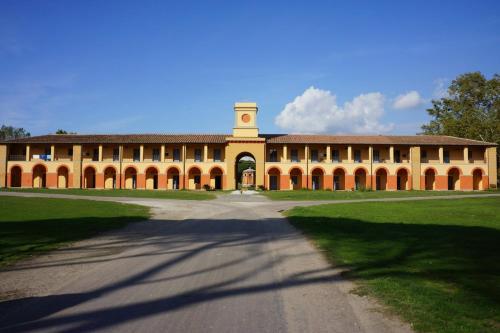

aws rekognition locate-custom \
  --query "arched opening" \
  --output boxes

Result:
[396,168,409,190]
[311,168,324,190]
[167,167,180,190]
[188,167,202,190]
[267,167,281,190]
[10,166,22,187]
[472,169,483,190]
[333,168,345,191]
[235,152,256,189]
[289,167,303,190]
[83,167,96,189]
[145,167,158,190]
[448,168,460,190]
[33,165,47,188]
[104,167,117,189]
[425,169,435,190]
[124,167,137,189]
[354,168,367,190]
[210,167,223,190]
[57,166,69,188]
[375,168,387,190]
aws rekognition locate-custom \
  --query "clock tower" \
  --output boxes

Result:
[232,102,259,138]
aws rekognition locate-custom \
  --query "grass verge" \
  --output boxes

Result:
[263,189,495,201]
[0,196,150,267]
[1,188,216,200]
[286,197,500,333]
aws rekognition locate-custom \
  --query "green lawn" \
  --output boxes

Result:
[0,196,150,267]
[1,188,216,200]
[286,197,500,333]
[263,189,495,201]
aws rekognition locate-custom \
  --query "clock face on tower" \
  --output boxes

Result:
[241,114,251,123]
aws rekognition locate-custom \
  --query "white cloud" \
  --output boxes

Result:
[275,86,393,134]
[392,90,424,109]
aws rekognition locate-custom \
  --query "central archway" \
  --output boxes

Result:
[235,152,256,189]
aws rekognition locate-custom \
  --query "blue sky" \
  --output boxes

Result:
[1,1,499,136]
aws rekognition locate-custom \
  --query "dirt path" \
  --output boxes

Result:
[3,191,489,332]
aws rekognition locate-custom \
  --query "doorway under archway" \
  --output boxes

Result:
[235,152,256,189]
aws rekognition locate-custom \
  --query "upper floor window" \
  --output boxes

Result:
[113,148,119,161]
[332,149,340,162]
[173,148,181,162]
[354,150,361,163]
[152,148,160,162]
[93,148,99,161]
[468,149,472,161]
[443,150,450,164]
[68,148,73,156]
[194,148,202,162]
[291,149,299,162]
[269,149,278,162]
[214,149,221,162]
[421,150,427,161]
[373,150,380,163]
[133,148,140,162]
[311,149,319,162]
[394,150,401,163]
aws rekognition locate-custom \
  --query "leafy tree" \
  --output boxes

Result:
[55,129,76,134]
[0,125,31,141]
[421,72,500,182]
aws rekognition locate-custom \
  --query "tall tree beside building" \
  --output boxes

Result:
[0,125,31,141]
[421,72,500,181]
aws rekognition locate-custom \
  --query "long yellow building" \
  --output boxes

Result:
[0,102,497,191]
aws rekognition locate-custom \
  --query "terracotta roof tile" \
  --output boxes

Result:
[2,133,496,146]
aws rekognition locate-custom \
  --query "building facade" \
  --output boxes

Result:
[0,102,497,191]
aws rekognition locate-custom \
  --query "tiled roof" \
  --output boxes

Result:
[2,134,229,144]
[2,133,496,146]
[263,134,496,146]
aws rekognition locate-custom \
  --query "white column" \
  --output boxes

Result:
[464,147,469,163]
[369,146,373,162]
[161,145,165,162]
[26,145,30,161]
[140,145,144,162]
[204,144,208,162]
[305,145,309,162]
[98,145,103,162]
[389,146,394,163]
[347,145,352,162]
[283,145,287,162]
[50,145,55,161]
[439,146,444,164]
[326,145,331,162]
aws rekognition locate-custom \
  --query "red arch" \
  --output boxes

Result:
[123,165,138,173]
[267,166,282,174]
[187,166,202,174]
[470,167,485,176]
[10,164,24,173]
[209,166,224,174]
[166,166,181,174]
[310,166,325,174]
[288,166,304,174]
[56,165,70,173]
[103,165,118,173]
[332,166,347,174]
[145,165,160,174]
[353,166,369,175]
[374,166,390,175]
[423,166,438,176]
[32,163,47,172]
[447,166,462,176]
[83,165,97,174]
[395,166,410,175]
